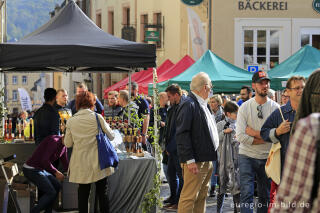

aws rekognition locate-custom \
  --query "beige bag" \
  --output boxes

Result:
[265,106,284,185]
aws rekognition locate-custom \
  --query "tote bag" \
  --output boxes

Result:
[95,113,119,170]
[265,106,284,185]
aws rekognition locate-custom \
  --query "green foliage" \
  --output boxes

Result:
[7,0,64,41]
[141,85,163,213]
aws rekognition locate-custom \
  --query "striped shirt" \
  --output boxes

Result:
[271,113,320,213]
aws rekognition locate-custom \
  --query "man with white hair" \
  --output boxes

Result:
[176,72,219,213]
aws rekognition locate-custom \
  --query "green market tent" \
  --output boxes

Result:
[150,50,253,94]
[268,45,320,90]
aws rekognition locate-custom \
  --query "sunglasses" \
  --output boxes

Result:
[257,105,263,119]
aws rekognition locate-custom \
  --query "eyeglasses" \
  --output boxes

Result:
[288,86,304,91]
[205,84,213,91]
[257,105,263,119]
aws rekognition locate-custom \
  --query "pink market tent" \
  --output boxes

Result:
[104,59,174,98]
[157,55,195,83]
[145,55,195,95]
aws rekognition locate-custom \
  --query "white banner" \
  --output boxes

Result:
[187,7,207,60]
[18,88,32,111]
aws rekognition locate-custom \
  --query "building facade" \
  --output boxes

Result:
[212,0,320,71]
[90,0,209,99]
[5,73,52,113]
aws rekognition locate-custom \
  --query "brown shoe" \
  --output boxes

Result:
[165,204,178,211]
[162,203,173,208]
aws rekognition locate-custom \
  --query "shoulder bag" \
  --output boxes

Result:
[95,113,119,170]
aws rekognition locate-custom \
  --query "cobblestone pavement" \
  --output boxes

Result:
[57,182,242,213]
[160,183,235,213]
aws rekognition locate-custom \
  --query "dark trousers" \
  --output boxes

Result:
[167,151,184,204]
[217,193,240,213]
[22,167,61,213]
[78,177,109,213]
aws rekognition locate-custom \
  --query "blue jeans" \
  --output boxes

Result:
[238,154,270,213]
[210,160,218,188]
[23,167,61,213]
[167,151,184,204]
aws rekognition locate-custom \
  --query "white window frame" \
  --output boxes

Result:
[242,28,280,70]
[12,90,18,101]
[292,19,320,53]
[300,28,320,48]
[22,76,27,85]
[234,18,291,69]
[12,76,18,85]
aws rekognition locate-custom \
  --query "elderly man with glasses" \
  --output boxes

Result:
[175,72,219,213]
[236,71,279,213]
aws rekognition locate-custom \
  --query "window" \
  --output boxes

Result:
[96,12,101,28]
[243,29,279,70]
[12,90,18,101]
[123,7,130,26]
[108,11,114,35]
[140,14,148,43]
[153,13,162,48]
[12,76,18,85]
[301,29,320,50]
[22,76,27,84]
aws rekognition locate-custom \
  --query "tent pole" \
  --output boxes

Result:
[152,67,160,211]
[152,67,158,151]
[128,69,132,124]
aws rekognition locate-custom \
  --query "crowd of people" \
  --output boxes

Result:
[17,67,320,213]
[158,69,320,213]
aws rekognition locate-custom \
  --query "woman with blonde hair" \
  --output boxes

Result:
[209,94,225,123]
[65,91,115,213]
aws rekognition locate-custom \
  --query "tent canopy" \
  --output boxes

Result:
[153,50,253,94]
[0,0,156,72]
[147,55,195,95]
[268,45,320,90]
[103,59,174,97]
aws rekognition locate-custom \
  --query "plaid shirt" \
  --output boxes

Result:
[271,113,320,213]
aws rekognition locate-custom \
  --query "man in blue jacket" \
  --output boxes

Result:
[176,72,219,213]
[260,75,305,208]
[67,83,104,115]
[162,84,184,210]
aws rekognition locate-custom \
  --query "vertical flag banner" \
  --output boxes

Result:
[187,7,207,60]
[18,88,32,111]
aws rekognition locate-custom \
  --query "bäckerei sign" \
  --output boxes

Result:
[238,0,288,10]
[313,0,320,14]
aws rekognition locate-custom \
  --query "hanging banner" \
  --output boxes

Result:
[18,88,32,111]
[187,7,207,60]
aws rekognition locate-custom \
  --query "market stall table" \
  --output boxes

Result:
[107,156,157,213]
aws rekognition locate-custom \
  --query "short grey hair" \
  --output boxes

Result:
[268,89,275,98]
[190,72,211,92]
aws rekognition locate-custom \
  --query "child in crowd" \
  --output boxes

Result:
[216,101,240,213]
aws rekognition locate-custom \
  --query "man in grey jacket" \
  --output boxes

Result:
[236,71,279,213]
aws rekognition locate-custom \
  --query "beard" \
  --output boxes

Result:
[256,88,268,97]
